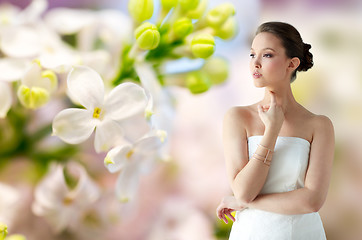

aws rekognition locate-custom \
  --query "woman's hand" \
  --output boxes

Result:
[257,91,285,134]
[216,196,245,224]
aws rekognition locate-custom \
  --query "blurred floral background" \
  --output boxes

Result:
[0,0,362,239]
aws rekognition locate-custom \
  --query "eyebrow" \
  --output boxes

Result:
[250,48,276,52]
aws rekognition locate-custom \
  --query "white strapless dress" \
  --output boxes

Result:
[229,136,326,240]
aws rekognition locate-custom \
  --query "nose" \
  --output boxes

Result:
[253,57,261,69]
[250,55,261,69]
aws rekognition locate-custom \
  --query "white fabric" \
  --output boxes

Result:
[229,136,326,240]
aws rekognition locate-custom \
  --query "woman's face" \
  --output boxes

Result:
[249,32,291,88]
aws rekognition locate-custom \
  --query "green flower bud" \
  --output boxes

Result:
[186,0,208,19]
[191,33,215,58]
[160,0,178,10]
[173,17,193,38]
[128,0,154,22]
[202,57,228,84]
[0,223,8,240]
[186,71,211,94]
[5,234,26,240]
[134,22,160,50]
[179,0,199,10]
[17,85,50,109]
[206,2,235,28]
[214,17,237,40]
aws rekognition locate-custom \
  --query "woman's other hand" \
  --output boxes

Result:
[216,196,245,223]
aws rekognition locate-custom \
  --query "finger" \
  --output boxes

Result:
[223,215,228,224]
[262,105,270,111]
[220,209,227,223]
[217,208,224,220]
[225,210,236,222]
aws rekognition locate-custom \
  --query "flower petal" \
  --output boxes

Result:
[52,108,96,144]
[0,82,12,118]
[67,66,105,109]
[65,162,100,206]
[17,0,48,23]
[22,61,42,87]
[1,26,41,58]
[79,50,111,78]
[94,119,125,153]
[0,3,21,25]
[44,8,95,35]
[97,9,133,43]
[32,164,68,212]
[134,62,163,103]
[115,161,141,203]
[0,58,29,82]
[117,112,151,143]
[104,145,132,173]
[104,82,147,121]
[134,131,164,155]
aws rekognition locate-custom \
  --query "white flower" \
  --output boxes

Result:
[104,130,166,202]
[0,25,42,58]
[0,0,46,28]
[17,60,58,109]
[43,8,133,81]
[36,25,82,72]
[52,66,148,153]
[0,0,47,59]
[0,3,20,29]
[44,8,95,35]
[134,62,175,161]
[16,0,47,24]
[32,162,100,233]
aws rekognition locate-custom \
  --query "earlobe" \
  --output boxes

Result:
[289,57,300,71]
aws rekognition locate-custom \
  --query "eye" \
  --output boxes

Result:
[249,53,255,58]
[263,53,273,58]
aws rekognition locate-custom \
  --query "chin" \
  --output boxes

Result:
[253,81,265,88]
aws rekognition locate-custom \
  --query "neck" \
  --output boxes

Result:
[261,84,298,115]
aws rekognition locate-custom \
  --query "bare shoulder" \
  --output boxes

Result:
[223,106,253,134]
[224,105,254,123]
[311,114,334,132]
[310,114,335,141]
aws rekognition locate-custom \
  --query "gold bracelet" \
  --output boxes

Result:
[252,154,271,166]
[252,153,271,164]
[257,144,274,162]
[254,153,272,162]
[257,143,274,153]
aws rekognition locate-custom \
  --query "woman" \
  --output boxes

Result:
[216,22,334,239]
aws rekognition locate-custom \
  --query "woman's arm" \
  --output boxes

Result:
[247,115,335,214]
[223,92,284,204]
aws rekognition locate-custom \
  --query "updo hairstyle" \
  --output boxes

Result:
[255,22,313,82]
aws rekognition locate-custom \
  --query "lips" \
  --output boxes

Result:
[253,71,262,78]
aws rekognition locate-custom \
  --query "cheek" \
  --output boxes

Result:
[265,60,287,75]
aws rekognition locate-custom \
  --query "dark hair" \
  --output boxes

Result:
[255,22,313,82]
